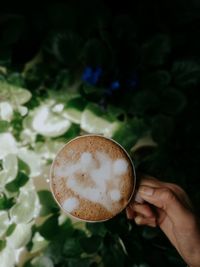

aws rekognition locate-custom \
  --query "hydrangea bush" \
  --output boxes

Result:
[0,69,145,267]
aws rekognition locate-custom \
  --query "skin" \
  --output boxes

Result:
[126,175,200,267]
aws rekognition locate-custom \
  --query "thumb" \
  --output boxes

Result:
[138,185,189,223]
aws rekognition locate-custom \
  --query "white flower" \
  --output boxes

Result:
[0,246,15,267]
[18,147,45,178]
[10,180,41,224]
[0,81,31,106]
[0,211,9,237]
[17,106,28,116]
[32,105,71,137]
[0,102,13,121]
[7,222,33,249]
[0,133,17,159]
[0,154,18,187]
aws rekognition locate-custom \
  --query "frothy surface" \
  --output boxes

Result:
[62,197,79,212]
[51,135,135,221]
[55,151,127,211]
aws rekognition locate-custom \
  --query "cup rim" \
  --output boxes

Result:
[49,134,136,223]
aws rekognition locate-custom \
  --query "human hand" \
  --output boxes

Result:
[126,175,200,267]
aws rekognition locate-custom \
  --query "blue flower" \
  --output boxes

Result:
[82,66,102,85]
[110,80,120,90]
[105,80,120,95]
[82,67,92,81]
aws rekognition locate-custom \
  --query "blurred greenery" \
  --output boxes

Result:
[0,0,200,266]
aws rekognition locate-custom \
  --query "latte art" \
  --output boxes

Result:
[55,151,128,212]
[50,135,135,221]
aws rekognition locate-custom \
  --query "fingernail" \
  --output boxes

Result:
[126,208,134,220]
[135,192,144,204]
[139,186,154,196]
[135,216,142,225]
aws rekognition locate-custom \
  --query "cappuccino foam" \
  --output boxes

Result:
[50,135,135,221]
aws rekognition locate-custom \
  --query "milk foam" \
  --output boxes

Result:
[55,151,128,212]
[62,197,79,212]
[110,189,121,201]
[80,152,93,166]
[113,159,128,175]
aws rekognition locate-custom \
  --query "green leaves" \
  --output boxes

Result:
[68,258,91,267]
[0,194,14,210]
[79,235,102,254]
[0,81,32,106]
[38,215,59,240]
[37,190,59,216]
[40,220,91,266]
[142,71,171,90]
[64,97,87,124]
[141,34,171,67]
[6,224,16,237]
[29,232,49,254]
[172,61,200,88]
[160,88,186,115]
[131,87,186,116]
[0,121,9,133]
[5,171,29,192]
[7,72,25,87]
[26,256,54,267]
[101,233,126,267]
[0,240,6,252]
[45,31,83,67]
[113,117,147,151]
[151,115,174,144]
[86,222,107,237]
[63,237,82,257]
[80,103,121,137]
[43,237,64,265]
[81,38,112,68]
[18,159,30,175]
[132,90,160,114]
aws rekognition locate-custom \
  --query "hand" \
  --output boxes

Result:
[126,175,200,267]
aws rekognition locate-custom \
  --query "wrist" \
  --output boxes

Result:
[186,244,200,267]
[186,217,200,267]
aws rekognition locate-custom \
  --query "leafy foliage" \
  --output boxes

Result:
[0,194,14,210]
[38,190,60,216]
[0,121,9,133]
[5,172,29,192]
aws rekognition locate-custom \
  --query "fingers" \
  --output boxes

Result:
[126,206,135,220]
[135,216,157,227]
[128,174,193,228]
[131,202,155,218]
[138,175,185,197]
[137,175,193,211]
[134,192,145,204]
[138,175,163,188]
[138,185,191,224]
[126,202,157,227]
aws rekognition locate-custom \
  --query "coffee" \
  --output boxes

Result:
[50,135,135,222]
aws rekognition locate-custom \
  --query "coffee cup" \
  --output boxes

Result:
[50,135,136,222]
